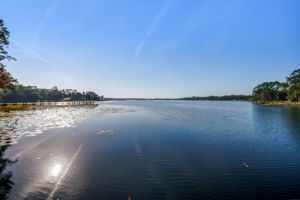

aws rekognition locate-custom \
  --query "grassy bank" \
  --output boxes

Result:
[0,103,97,118]
[254,101,300,106]
[1,103,97,112]
[0,104,31,112]
[0,104,31,117]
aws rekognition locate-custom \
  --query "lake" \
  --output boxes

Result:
[1,100,300,199]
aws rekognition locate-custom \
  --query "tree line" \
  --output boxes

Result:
[180,95,252,101]
[252,69,300,103]
[0,85,103,103]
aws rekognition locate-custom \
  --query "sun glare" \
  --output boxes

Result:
[50,164,62,177]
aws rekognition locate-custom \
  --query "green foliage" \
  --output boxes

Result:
[0,19,16,92]
[252,68,300,103]
[0,85,103,102]
[286,69,300,101]
[252,81,287,103]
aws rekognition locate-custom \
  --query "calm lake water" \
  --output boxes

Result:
[1,100,300,199]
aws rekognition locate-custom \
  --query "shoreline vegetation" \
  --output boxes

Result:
[0,103,98,116]
[181,68,300,107]
[179,95,251,101]
[2,98,299,116]
[251,68,300,105]
[0,84,103,115]
[0,85,104,103]
[254,101,300,106]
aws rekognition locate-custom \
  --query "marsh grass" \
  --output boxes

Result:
[256,101,300,106]
[0,104,30,112]
[0,104,98,117]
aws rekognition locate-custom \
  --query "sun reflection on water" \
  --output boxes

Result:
[50,164,63,178]
[46,157,67,181]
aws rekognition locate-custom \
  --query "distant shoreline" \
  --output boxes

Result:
[104,95,252,101]
[105,98,300,107]
[2,100,299,117]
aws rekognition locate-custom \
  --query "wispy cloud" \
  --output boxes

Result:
[12,40,62,70]
[132,0,170,63]
[33,0,61,40]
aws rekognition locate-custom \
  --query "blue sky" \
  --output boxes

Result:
[1,0,300,98]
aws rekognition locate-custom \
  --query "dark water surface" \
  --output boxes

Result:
[1,101,300,199]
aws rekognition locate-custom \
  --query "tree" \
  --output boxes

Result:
[0,19,16,92]
[286,69,300,102]
[252,81,287,103]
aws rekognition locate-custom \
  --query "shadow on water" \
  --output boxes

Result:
[0,119,18,199]
[282,106,300,143]
[251,104,300,143]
